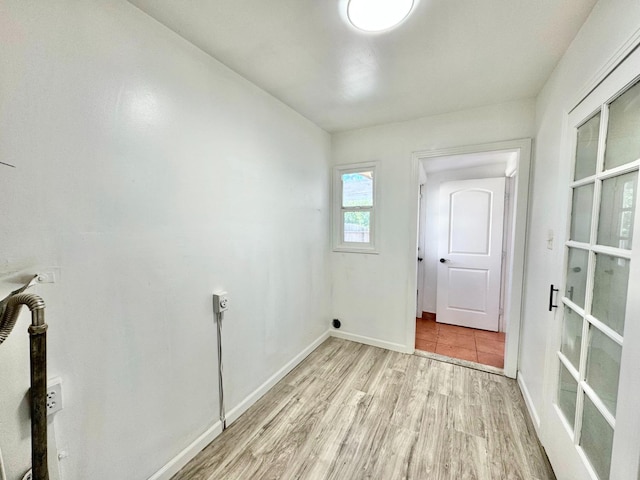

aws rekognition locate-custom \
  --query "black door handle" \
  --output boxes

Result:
[418,257,423,262]
[549,284,559,311]
[439,258,449,263]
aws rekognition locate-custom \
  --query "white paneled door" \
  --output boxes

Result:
[436,177,505,331]
[544,46,640,480]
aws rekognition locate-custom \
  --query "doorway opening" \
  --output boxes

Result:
[408,139,531,378]
[415,314,507,369]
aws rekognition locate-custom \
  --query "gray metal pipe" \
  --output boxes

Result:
[0,287,49,480]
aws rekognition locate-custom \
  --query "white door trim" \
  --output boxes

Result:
[568,29,640,116]
[406,138,532,378]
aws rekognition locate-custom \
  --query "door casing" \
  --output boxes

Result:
[407,138,532,379]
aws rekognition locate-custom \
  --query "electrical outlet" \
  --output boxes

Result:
[46,378,63,416]
[213,291,229,313]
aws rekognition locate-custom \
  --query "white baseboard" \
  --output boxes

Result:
[330,330,411,354]
[225,329,330,425]
[147,421,223,480]
[517,371,541,432]
[147,329,330,480]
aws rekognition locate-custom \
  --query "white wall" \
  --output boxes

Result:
[0,2,330,479]
[331,99,536,351]
[420,162,507,314]
[518,0,640,436]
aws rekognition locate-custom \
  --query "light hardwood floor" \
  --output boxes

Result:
[172,338,555,480]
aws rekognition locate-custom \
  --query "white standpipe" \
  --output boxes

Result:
[216,311,225,430]
[0,445,7,480]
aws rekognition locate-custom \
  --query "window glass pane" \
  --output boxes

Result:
[561,306,583,369]
[585,327,621,416]
[342,171,373,207]
[597,171,638,249]
[343,211,370,243]
[605,80,640,170]
[565,248,589,308]
[558,362,578,430]
[570,183,594,243]
[580,394,614,480]
[592,254,630,336]
[575,113,601,180]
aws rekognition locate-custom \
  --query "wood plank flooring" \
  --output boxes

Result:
[172,338,555,480]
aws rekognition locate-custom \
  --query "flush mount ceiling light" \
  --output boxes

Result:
[347,0,414,32]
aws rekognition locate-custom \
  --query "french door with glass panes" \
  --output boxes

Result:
[544,47,640,480]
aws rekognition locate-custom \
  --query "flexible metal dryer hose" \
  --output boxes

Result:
[0,293,45,344]
[0,276,38,345]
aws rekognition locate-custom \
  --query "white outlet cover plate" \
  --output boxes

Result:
[46,377,63,416]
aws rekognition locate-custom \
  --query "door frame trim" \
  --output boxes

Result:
[406,138,532,378]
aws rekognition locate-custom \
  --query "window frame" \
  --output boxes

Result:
[332,162,379,254]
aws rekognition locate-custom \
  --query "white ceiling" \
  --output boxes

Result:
[128,0,597,133]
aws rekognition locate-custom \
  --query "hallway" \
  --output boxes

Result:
[173,338,554,480]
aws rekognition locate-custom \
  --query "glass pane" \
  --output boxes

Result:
[575,113,601,180]
[585,327,621,416]
[592,253,630,335]
[565,248,589,308]
[557,362,578,430]
[342,171,373,207]
[605,80,640,170]
[580,394,614,480]
[343,211,370,243]
[598,171,638,249]
[570,183,595,243]
[561,306,583,369]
